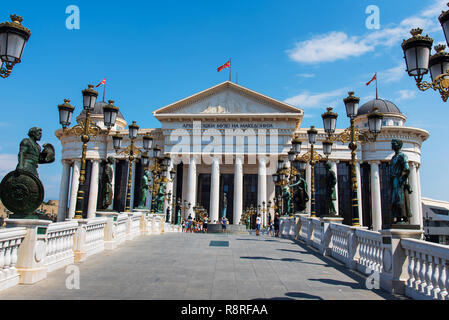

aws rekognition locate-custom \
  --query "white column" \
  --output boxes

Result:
[330,161,339,215]
[87,160,100,219]
[107,161,116,210]
[409,162,421,226]
[129,162,136,211]
[210,157,220,223]
[306,162,312,216]
[370,161,382,232]
[416,164,423,229]
[57,160,72,222]
[68,160,81,220]
[233,156,243,225]
[356,161,363,226]
[258,157,267,226]
[186,156,197,218]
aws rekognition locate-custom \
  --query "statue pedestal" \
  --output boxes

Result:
[132,209,150,235]
[320,216,344,224]
[5,219,52,284]
[379,228,424,295]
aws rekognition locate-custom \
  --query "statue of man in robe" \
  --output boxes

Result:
[389,139,413,224]
[281,186,291,216]
[138,169,151,209]
[325,162,337,216]
[101,157,115,210]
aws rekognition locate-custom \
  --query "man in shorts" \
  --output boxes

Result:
[221,217,227,233]
[256,214,262,236]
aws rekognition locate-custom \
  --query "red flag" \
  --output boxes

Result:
[96,78,106,87]
[366,73,377,86]
[217,60,230,72]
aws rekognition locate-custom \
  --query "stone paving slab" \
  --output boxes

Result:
[0,233,397,300]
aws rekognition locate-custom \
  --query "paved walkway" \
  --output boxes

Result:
[0,233,396,300]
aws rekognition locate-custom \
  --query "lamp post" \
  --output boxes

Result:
[58,85,120,219]
[112,122,153,212]
[0,14,31,78]
[401,4,449,102]
[321,93,383,226]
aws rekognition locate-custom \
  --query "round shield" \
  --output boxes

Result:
[0,170,44,214]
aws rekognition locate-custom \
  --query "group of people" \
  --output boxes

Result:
[255,213,281,237]
[181,215,209,233]
[180,212,282,237]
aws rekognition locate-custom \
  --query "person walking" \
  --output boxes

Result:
[269,219,274,237]
[274,213,280,237]
[221,216,227,233]
[203,216,208,233]
[187,214,193,233]
[256,214,262,236]
[181,219,186,233]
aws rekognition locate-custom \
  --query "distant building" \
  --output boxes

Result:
[422,197,449,245]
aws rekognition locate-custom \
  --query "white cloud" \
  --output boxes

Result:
[378,63,406,84]
[284,87,348,108]
[287,0,448,64]
[397,89,417,101]
[0,154,17,179]
[287,32,373,64]
[297,73,315,78]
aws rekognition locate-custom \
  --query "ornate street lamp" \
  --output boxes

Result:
[401,25,449,102]
[113,121,151,212]
[58,85,120,219]
[103,100,119,131]
[321,95,383,226]
[0,14,31,78]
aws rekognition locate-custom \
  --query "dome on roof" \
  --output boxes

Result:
[357,99,402,116]
[79,101,125,120]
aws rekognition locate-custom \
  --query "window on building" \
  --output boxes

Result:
[314,162,327,217]
[361,163,372,229]
[430,208,449,216]
[379,162,392,227]
[337,162,352,225]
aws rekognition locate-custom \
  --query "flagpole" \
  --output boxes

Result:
[376,72,379,100]
[229,58,232,82]
[103,82,106,102]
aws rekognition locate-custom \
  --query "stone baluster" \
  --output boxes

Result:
[406,249,415,289]
[419,253,427,294]
[414,252,422,292]
[438,259,448,300]
[432,257,441,299]
[425,255,434,297]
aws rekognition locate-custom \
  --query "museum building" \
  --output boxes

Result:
[55,81,429,231]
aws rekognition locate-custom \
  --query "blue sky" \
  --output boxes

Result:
[1,0,449,202]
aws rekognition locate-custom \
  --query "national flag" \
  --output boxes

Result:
[96,78,106,87]
[217,60,231,72]
[366,73,377,86]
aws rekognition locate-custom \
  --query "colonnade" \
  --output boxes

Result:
[57,156,424,231]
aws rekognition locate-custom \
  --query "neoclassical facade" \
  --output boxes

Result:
[55,81,429,231]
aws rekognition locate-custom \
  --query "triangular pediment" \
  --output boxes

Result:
[153,81,303,117]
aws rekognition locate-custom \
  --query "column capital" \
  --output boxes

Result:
[409,161,420,168]
[61,159,72,165]
[368,160,381,165]
[329,159,340,164]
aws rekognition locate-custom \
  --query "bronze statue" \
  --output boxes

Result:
[324,162,337,216]
[281,186,291,216]
[288,173,309,214]
[389,139,412,224]
[100,157,115,210]
[138,169,151,209]
[155,181,166,213]
[17,127,55,177]
[0,127,55,218]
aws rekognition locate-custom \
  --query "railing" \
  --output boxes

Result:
[127,212,142,240]
[45,221,78,272]
[0,228,27,291]
[402,238,449,300]
[298,216,310,241]
[81,218,107,259]
[310,219,323,251]
[115,213,128,245]
[328,223,352,266]
[355,228,383,275]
